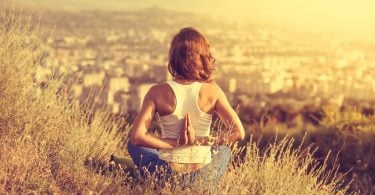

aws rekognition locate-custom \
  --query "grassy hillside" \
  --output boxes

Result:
[0,9,354,194]
[0,8,128,193]
[251,105,375,194]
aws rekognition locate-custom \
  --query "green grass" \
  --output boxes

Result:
[0,8,354,194]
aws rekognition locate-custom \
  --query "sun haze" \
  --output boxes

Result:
[15,0,375,34]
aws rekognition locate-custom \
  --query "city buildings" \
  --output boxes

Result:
[34,8,375,121]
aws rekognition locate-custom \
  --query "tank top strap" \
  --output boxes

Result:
[165,80,182,112]
[191,82,203,101]
[166,80,178,94]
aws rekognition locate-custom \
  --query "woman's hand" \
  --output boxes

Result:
[186,113,195,145]
[194,136,217,146]
[179,113,220,146]
[179,113,195,146]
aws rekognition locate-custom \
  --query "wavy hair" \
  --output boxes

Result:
[168,27,215,82]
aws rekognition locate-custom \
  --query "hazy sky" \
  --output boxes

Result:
[14,0,375,33]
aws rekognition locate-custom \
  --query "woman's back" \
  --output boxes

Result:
[154,80,214,164]
[152,80,217,117]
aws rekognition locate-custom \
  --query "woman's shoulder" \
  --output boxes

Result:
[201,81,224,99]
[202,81,223,92]
[146,82,173,96]
[149,82,170,90]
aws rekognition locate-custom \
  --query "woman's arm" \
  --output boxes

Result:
[183,84,245,146]
[214,84,245,144]
[184,84,245,146]
[130,86,179,149]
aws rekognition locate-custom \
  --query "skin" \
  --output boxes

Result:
[130,78,245,149]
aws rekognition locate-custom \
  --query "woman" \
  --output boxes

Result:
[128,27,245,189]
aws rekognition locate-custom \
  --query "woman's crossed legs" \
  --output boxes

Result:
[127,142,231,190]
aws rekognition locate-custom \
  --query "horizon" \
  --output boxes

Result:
[9,0,375,35]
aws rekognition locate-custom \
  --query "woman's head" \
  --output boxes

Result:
[168,27,215,82]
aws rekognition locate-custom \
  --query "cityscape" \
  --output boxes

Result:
[33,7,375,125]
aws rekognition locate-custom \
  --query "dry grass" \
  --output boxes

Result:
[0,7,128,193]
[221,137,349,195]
[0,8,353,194]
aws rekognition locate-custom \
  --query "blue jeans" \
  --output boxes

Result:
[127,142,231,189]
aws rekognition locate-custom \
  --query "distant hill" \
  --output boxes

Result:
[11,0,200,11]
[26,7,234,38]
[5,0,375,36]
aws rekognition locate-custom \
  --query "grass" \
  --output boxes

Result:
[250,105,375,194]
[310,106,375,194]
[0,8,354,194]
[220,137,347,195]
[0,7,128,193]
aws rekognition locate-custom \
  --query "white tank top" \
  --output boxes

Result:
[158,80,212,164]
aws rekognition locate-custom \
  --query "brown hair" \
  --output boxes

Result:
[168,27,215,82]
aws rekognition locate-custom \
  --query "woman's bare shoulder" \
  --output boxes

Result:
[202,82,223,93]
[153,82,171,89]
[147,83,173,96]
[201,81,224,100]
